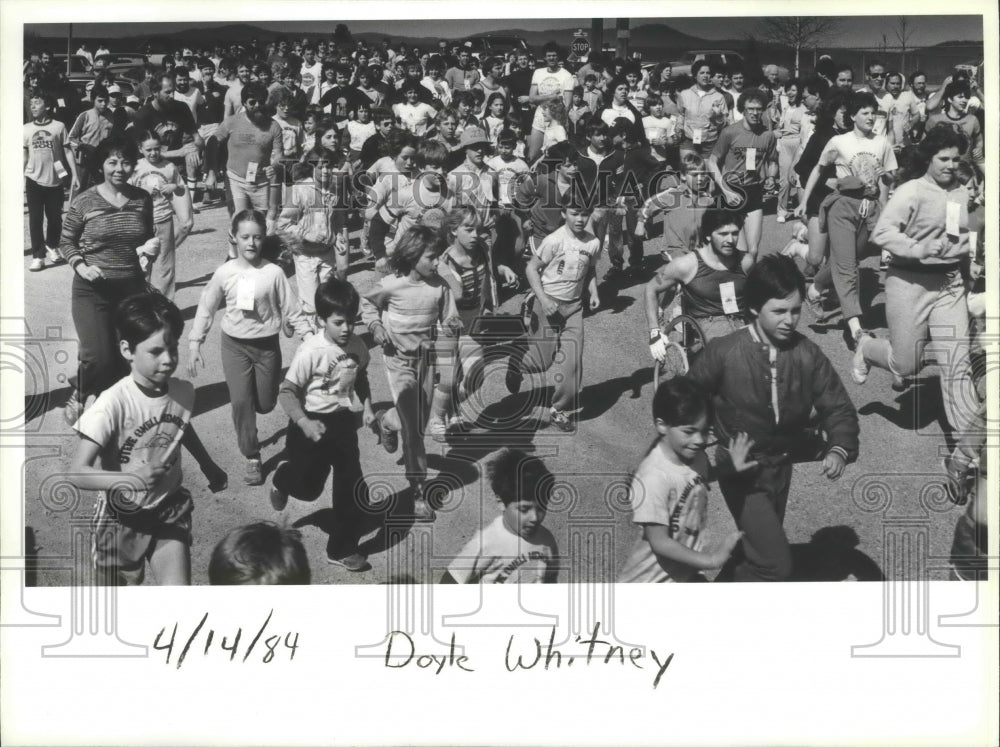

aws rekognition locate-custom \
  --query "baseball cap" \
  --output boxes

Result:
[459,126,492,149]
[107,84,122,95]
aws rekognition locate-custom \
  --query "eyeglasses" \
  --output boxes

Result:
[870,72,885,78]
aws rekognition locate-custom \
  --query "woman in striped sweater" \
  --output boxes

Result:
[59,134,157,425]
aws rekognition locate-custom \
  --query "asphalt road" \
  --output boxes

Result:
[21,195,971,585]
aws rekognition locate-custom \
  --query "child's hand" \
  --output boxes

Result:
[497,264,519,288]
[298,416,326,442]
[721,187,742,207]
[372,324,389,347]
[187,345,204,378]
[820,450,847,481]
[134,458,173,490]
[728,432,759,473]
[362,404,376,429]
[539,295,560,318]
[793,203,807,218]
[707,531,743,569]
[204,172,217,190]
[160,183,178,196]
[588,291,601,311]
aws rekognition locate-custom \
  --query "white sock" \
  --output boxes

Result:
[847,317,862,338]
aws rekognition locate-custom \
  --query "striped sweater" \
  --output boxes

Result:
[360,274,458,357]
[59,186,153,280]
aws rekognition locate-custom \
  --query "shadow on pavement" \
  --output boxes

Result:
[578,367,651,422]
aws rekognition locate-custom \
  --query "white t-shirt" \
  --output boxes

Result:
[392,102,437,135]
[346,120,376,152]
[826,130,897,198]
[536,224,601,302]
[130,158,183,223]
[643,114,676,141]
[284,333,369,414]
[74,376,194,513]
[174,88,204,122]
[300,61,323,102]
[531,66,575,98]
[600,102,635,127]
[23,119,69,187]
[447,515,559,583]
[617,444,710,583]
[486,155,530,206]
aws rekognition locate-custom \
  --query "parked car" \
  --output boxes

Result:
[67,75,136,104]
[461,35,530,59]
[51,54,93,75]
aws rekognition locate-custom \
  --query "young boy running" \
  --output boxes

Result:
[688,255,859,582]
[69,293,226,585]
[270,279,376,572]
[505,199,601,432]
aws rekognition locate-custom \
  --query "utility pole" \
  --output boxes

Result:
[616,18,630,59]
[591,18,603,57]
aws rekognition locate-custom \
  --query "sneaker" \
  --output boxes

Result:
[45,247,63,264]
[374,410,398,454]
[411,484,436,523]
[327,552,370,572]
[602,265,623,284]
[505,354,523,394]
[244,458,264,486]
[28,258,45,272]
[842,324,864,352]
[891,374,908,392]
[269,481,288,511]
[549,408,575,432]
[776,213,787,224]
[851,332,873,385]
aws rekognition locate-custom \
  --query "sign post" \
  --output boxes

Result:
[571,29,590,60]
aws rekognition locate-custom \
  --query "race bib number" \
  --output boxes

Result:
[945,201,961,237]
[562,246,581,277]
[719,281,739,315]
[745,147,757,171]
[236,276,256,311]
[57,98,66,108]
[968,231,978,258]
[692,128,703,145]
[54,160,68,180]
[245,161,259,182]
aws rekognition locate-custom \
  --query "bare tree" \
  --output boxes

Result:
[758,16,843,76]
[894,16,917,74]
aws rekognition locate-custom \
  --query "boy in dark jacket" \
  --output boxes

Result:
[689,255,859,581]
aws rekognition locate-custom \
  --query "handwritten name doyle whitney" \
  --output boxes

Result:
[382,623,675,690]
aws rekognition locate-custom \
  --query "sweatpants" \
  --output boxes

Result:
[860,266,977,436]
[718,460,795,582]
[26,177,64,259]
[273,409,368,558]
[383,351,437,485]
[815,192,880,322]
[150,219,176,299]
[219,332,281,458]
[515,298,584,413]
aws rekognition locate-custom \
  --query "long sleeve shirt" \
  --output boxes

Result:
[68,107,114,148]
[59,186,153,279]
[188,260,311,343]
[360,274,458,358]
[871,176,972,267]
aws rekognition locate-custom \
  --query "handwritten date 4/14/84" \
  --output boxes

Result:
[154,610,299,668]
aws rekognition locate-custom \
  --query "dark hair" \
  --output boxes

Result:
[314,277,360,320]
[91,134,140,175]
[691,60,714,77]
[133,129,161,146]
[908,70,927,86]
[585,119,610,137]
[846,91,879,118]
[115,292,184,351]
[230,208,267,236]
[544,139,580,165]
[241,82,268,104]
[488,448,554,508]
[372,106,393,124]
[208,522,311,585]
[911,124,969,177]
[745,255,806,312]
[942,80,971,103]
[495,128,518,146]
[388,129,419,157]
[389,224,444,276]
[484,91,508,116]
[737,89,768,112]
[700,208,745,242]
[652,376,712,427]
[28,88,54,108]
[90,84,110,102]
[835,63,853,78]
[815,56,837,80]
[784,77,804,106]
[815,87,853,131]
[886,71,903,85]
[417,138,448,169]
[800,75,829,98]
[866,60,885,74]
[542,41,562,58]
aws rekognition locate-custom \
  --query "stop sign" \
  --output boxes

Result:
[571,37,590,57]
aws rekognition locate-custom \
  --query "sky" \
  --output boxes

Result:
[25,15,985,48]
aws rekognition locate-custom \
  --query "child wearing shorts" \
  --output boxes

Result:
[441,448,559,583]
[70,293,226,585]
[270,278,376,572]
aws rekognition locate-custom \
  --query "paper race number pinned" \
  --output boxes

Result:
[692,128,703,145]
[57,98,66,108]
[719,281,739,315]
[968,231,978,258]
[54,160,68,180]
[945,201,961,237]
[236,276,256,311]
[745,147,757,171]
[245,161,259,182]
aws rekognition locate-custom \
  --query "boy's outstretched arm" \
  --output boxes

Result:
[643,523,742,572]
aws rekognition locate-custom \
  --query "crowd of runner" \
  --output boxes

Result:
[22,28,987,585]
